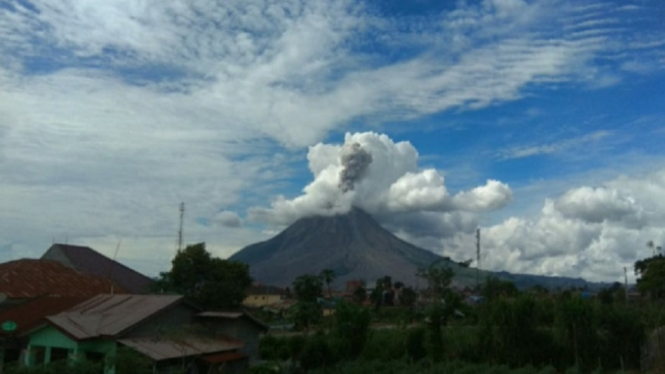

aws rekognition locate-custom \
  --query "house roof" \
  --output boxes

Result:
[203,351,247,364]
[46,294,183,340]
[118,336,243,361]
[0,259,126,299]
[42,244,154,294]
[197,311,269,332]
[0,296,88,336]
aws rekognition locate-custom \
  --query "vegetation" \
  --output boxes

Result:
[153,242,252,309]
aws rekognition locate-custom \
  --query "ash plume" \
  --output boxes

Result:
[338,142,373,193]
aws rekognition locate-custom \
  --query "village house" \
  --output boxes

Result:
[242,284,287,309]
[22,294,267,373]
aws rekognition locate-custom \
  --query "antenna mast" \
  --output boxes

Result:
[178,202,185,251]
[476,228,481,290]
[624,266,629,303]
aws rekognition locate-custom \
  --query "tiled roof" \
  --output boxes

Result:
[42,244,154,294]
[0,259,126,299]
[0,296,88,336]
[47,294,183,340]
[118,336,243,361]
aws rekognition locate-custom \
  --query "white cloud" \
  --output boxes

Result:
[248,132,512,237]
[430,169,665,282]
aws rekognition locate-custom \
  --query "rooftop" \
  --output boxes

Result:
[0,259,126,299]
[42,244,154,294]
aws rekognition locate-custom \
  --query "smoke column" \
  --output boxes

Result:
[338,142,373,192]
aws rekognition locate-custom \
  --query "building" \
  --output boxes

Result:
[0,259,126,306]
[42,244,154,294]
[242,285,286,308]
[22,294,267,373]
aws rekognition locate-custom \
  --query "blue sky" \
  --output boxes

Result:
[0,0,664,282]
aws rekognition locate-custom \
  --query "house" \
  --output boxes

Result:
[42,243,154,294]
[0,259,126,306]
[22,294,267,373]
[242,285,286,308]
[0,296,88,366]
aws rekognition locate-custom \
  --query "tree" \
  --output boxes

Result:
[293,274,323,302]
[319,269,336,298]
[482,276,518,302]
[331,301,371,360]
[635,255,665,300]
[156,243,252,309]
[292,275,324,332]
[399,286,418,307]
[352,283,367,304]
[417,261,454,301]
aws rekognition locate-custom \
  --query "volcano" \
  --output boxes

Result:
[229,207,478,288]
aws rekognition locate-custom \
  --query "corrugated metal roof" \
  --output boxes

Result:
[0,296,88,336]
[197,311,269,332]
[118,336,243,361]
[47,294,183,340]
[0,259,126,299]
[42,244,154,294]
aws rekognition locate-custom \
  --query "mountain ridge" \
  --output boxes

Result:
[230,207,606,290]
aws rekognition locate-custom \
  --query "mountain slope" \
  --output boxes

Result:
[230,207,479,287]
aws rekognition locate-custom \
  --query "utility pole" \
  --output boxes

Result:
[624,266,629,303]
[178,202,185,252]
[476,228,481,290]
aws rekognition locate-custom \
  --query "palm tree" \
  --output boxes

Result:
[320,269,336,298]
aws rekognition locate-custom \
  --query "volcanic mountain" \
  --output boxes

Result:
[229,207,478,287]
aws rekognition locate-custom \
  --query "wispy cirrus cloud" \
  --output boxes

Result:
[499,130,613,160]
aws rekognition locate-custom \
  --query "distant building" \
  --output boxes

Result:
[242,285,286,308]
[42,244,154,294]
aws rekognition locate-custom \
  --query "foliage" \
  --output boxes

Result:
[155,243,252,309]
[4,359,102,374]
[405,327,427,362]
[107,347,153,374]
[482,276,518,302]
[417,261,454,301]
[299,332,333,372]
[294,274,324,303]
[293,301,323,332]
[398,287,417,307]
[320,269,336,297]
[352,283,367,304]
[331,301,371,360]
[635,255,665,300]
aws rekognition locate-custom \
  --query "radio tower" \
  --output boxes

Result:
[476,228,481,290]
[178,202,185,251]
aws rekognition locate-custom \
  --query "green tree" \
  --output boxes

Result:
[352,283,367,304]
[418,261,454,301]
[398,286,418,307]
[293,274,323,302]
[635,254,665,300]
[331,301,371,360]
[319,269,336,298]
[156,243,252,309]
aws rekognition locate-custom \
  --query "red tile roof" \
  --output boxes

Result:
[0,259,127,299]
[0,296,88,336]
[42,244,154,294]
[203,351,247,364]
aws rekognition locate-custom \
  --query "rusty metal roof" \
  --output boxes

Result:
[47,294,183,340]
[0,259,126,299]
[118,336,243,361]
[0,296,88,336]
[42,244,154,294]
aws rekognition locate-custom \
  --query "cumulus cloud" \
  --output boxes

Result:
[249,132,512,239]
[423,169,665,282]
